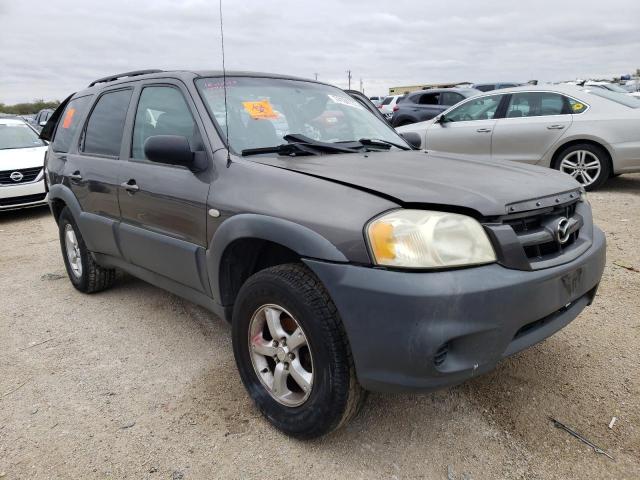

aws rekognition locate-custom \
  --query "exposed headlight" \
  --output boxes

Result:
[366,210,496,269]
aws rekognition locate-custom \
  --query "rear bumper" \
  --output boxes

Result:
[304,226,606,392]
[0,180,47,210]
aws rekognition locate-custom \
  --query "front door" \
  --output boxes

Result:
[117,82,211,293]
[491,91,573,164]
[425,94,503,158]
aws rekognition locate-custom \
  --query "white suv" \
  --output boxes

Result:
[379,95,404,119]
[0,118,49,210]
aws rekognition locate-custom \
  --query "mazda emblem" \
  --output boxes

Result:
[9,171,24,182]
[556,217,570,244]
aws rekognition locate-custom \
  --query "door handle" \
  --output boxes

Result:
[120,180,140,192]
[547,124,565,130]
[69,171,82,181]
[476,128,492,133]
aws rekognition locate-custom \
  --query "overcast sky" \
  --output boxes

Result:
[1,0,638,104]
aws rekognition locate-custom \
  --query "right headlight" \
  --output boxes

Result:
[366,209,496,269]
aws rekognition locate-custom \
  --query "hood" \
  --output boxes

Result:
[0,146,47,170]
[253,150,580,217]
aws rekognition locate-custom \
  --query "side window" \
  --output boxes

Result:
[419,93,440,105]
[52,96,92,153]
[131,86,199,160]
[567,97,588,114]
[440,92,464,106]
[82,89,133,157]
[506,92,569,118]
[445,95,502,122]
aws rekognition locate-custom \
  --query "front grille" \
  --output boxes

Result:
[503,201,579,261]
[0,167,42,184]
[0,192,47,206]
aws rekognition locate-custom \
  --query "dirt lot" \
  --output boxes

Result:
[1,175,639,480]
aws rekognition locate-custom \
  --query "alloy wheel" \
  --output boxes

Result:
[559,150,601,187]
[64,224,83,278]
[248,304,314,407]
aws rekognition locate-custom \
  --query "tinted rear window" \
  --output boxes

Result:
[582,88,640,108]
[82,89,133,156]
[381,96,393,105]
[52,96,92,153]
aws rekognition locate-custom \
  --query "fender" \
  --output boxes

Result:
[207,213,348,302]
[48,183,119,256]
[48,183,83,220]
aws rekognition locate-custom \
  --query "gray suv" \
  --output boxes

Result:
[42,70,606,439]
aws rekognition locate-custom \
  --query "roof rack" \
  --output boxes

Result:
[88,69,164,87]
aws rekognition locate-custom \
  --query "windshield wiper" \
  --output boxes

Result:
[242,134,361,157]
[357,138,411,151]
[241,142,319,157]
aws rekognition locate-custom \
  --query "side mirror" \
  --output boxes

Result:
[399,131,422,150]
[144,135,195,168]
[435,114,447,124]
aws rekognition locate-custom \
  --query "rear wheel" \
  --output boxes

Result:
[58,207,116,293]
[554,143,610,191]
[232,264,366,439]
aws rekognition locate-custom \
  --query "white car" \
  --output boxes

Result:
[0,118,49,210]
[379,95,404,120]
[397,85,640,190]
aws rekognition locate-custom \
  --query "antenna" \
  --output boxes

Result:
[219,0,231,164]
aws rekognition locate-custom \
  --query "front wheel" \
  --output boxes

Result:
[232,264,366,439]
[554,144,610,191]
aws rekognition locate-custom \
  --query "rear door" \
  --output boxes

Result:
[425,93,503,158]
[67,88,133,256]
[491,91,573,164]
[117,80,211,293]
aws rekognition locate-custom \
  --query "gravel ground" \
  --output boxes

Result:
[1,175,639,480]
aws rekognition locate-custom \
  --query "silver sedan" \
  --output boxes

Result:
[397,85,640,190]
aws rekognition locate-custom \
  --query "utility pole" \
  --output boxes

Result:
[347,70,352,90]
[359,78,363,94]
[314,73,318,80]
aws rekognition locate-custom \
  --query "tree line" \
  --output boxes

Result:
[0,99,61,115]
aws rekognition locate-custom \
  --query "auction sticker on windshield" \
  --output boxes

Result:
[243,99,278,119]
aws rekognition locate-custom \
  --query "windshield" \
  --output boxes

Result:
[196,77,407,154]
[0,123,46,150]
[582,88,640,108]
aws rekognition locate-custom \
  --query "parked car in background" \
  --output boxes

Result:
[471,82,524,92]
[379,95,404,120]
[397,85,640,190]
[391,88,480,127]
[42,69,605,439]
[34,108,54,131]
[368,96,384,107]
[0,118,48,210]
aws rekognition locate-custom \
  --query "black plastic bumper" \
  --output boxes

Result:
[304,227,606,393]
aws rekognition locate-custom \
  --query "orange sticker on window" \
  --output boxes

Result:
[62,108,76,128]
[242,100,277,119]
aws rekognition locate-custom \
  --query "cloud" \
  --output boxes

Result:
[0,0,638,103]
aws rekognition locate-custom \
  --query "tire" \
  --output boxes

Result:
[553,143,611,191]
[232,263,366,439]
[58,207,116,293]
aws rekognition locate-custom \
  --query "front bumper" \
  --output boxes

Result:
[0,180,47,210]
[304,226,606,392]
